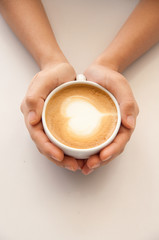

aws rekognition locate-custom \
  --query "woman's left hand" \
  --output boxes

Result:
[81,63,139,175]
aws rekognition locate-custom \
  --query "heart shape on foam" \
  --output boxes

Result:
[61,96,104,136]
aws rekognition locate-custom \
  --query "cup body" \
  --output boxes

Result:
[42,75,121,159]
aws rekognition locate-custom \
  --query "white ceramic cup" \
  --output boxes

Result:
[42,74,121,159]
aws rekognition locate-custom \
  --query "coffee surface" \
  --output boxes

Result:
[45,84,118,149]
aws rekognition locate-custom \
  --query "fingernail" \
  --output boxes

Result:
[91,162,100,169]
[51,155,62,162]
[65,166,76,172]
[102,156,112,162]
[28,111,36,124]
[127,115,135,128]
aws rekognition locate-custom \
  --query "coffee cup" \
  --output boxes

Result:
[42,74,121,159]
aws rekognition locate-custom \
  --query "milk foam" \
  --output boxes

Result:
[61,96,104,136]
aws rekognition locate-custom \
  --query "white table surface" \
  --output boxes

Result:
[0,0,159,239]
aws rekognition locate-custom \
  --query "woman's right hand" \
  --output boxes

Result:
[21,62,84,171]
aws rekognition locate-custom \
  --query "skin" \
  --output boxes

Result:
[0,0,159,175]
[82,0,159,174]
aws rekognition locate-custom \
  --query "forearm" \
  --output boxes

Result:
[97,0,159,72]
[0,0,67,69]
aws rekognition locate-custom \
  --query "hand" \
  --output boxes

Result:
[81,63,139,175]
[21,62,83,171]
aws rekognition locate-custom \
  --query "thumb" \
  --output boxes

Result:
[26,97,44,125]
[120,101,137,129]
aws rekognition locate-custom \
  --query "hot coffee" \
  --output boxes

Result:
[45,83,118,149]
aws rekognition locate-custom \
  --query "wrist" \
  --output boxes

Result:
[95,53,121,72]
[39,50,68,70]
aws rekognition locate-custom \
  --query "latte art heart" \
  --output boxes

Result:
[45,84,118,149]
[61,96,106,136]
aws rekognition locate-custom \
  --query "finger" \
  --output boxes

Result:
[100,126,132,161]
[77,159,85,170]
[28,121,64,162]
[86,155,101,169]
[22,96,64,161]
[25,113,80,171]
[23,71,55,125]
[21,96,44,125]
[47,156,78,172]
[63,156,79,172]
[100,156,114,167]
[81,164,94,175]
[120,100,139,129]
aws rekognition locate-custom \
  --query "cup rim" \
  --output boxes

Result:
[42,80,121,152]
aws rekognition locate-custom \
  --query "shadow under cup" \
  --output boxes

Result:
[42,79,121,159]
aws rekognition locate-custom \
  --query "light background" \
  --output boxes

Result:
[0,0,159,239]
